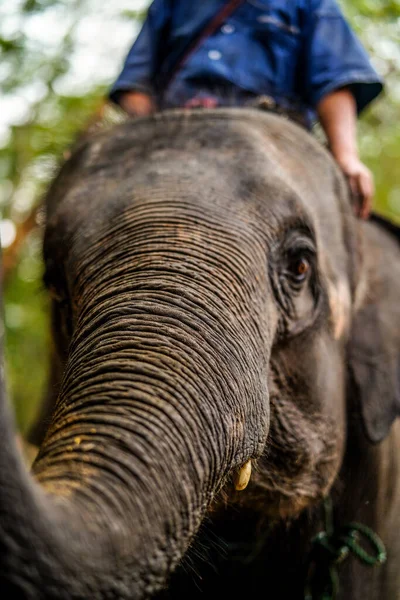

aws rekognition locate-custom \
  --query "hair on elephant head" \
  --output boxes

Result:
[2,109,400,599]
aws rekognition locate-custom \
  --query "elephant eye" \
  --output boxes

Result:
[285,249,313,288]
[289,256,310,282]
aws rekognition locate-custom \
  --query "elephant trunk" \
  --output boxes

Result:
[1,265,270,597]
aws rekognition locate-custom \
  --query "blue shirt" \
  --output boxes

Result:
[110,0,383,122]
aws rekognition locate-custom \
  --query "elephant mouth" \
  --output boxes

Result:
[238,471,323,520]
[218,392,342,520]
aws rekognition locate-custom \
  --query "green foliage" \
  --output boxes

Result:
[1,87,106,433]
[4,230,49,433]
[342,0,400,19]
[1,0,400,432]
[0,0,123,432]
[339,0,400,222]
[121,9,148,21]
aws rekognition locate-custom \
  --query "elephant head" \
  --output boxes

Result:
[1,109,399,598]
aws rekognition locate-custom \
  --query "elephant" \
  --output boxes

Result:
[1,107,400,599]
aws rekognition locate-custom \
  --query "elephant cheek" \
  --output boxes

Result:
[328,279,351,340]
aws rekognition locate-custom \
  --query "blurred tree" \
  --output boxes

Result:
[0,0,399,433]
[340,0,400,223]
[0,0,140,432]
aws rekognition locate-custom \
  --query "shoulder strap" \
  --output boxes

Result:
[164,0,246,90]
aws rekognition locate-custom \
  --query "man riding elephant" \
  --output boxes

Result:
[109,0,383,219]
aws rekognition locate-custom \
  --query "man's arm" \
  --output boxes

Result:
[303,0,383,219]
[118,91,156,117]
[317,88,373,220]
[109,0,171,116]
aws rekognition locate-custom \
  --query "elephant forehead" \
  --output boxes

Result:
[45,109,348,263]
[110,143,309,227]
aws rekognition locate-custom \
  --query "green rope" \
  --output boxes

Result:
[304,497,387,600]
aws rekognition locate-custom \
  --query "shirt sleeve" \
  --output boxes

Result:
[109,0,172,105]
[303,0,384,114]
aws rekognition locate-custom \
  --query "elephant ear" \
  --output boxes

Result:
[348,215,400,443]
[349,301,400,443]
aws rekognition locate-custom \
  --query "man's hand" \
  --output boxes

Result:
[335,153,374,220]
[119,91,156,117]
[317,88,374,220]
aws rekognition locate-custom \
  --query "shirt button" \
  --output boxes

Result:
[221,23,235,34]
[208,50,222,60]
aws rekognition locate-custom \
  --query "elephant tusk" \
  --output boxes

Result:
[234,460,252,491]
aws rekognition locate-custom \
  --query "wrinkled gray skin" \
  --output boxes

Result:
[1,109,400,599]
